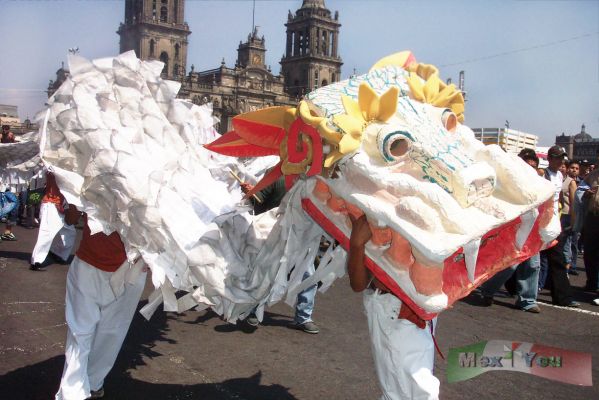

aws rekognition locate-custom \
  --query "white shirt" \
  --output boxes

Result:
[545,168,563,216]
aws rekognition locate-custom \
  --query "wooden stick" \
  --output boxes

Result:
[229,169,263,204]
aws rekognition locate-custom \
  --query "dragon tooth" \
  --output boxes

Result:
[515,209,539,250]
[463,238,481,283]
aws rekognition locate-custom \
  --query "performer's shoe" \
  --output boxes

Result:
[289,321,320,334]
[480,296,494,307]
[568,270,579,276]
[1,232,17,241]
[49,252,69,265]
[246,313,259,327]
[562,301,580,308]
[522,305,541,313]
[87,387,104,399]
[29,263,46,271]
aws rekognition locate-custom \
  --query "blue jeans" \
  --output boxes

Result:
[560,214,578,270]
[513,254,541,309]
[481,266,516,298]
[570,231,579,270]
[481,254,540,310]
[294,267,317,324]
[538,251,549,290]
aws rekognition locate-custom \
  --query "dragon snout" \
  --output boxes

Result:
[452,162,496,208]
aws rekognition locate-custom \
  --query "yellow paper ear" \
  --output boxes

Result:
[341,95,361,119]
[423,74,441,102]
[338,133,361,154]
[407,72,425,101]
[377,87,399,122]
[298,101,324,128]
[358,83,380,121]
[333,113,364,137]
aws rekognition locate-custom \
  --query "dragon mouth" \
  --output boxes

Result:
[310,178,446,306]
[307,176,554,315]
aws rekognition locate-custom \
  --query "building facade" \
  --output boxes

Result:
[113,0,341,133]
[0,104,37,135]
[117,0,191,78]
[472,127,538,154]
[555,124,599,164]
[280,0,343,97]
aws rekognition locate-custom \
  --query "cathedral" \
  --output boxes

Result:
[116,0,342,133]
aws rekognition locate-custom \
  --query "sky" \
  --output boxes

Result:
[0,0,597,146]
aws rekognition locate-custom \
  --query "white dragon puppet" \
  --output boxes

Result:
[38,50,559,322]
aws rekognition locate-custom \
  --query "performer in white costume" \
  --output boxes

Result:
[55,207,146,400]
[30,172,76,270]
[348,214,439,400]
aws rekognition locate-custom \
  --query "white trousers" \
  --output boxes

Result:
[55,257,146,400]
[363,289,440,400]
[31,202,76,264]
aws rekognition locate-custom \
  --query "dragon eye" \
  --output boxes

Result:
[378,130,412,164]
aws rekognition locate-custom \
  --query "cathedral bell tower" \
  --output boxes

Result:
[280,0,342,97]
[117,0,191,78]
[236,27,267,69]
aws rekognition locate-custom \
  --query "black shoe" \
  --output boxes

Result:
[568,270,579,276]
[87,387,104,399]
[49,252,69,265]
[563,301,580,308]
[480,296,494,307]
[29,263,45,271]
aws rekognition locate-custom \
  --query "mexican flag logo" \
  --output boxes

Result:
[447,340,592,386]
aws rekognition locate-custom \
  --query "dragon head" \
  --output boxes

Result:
[206,51,558,318]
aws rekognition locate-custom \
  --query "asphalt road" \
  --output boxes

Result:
[0,225,597,400]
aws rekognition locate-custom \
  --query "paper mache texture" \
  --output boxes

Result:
[207,50,560,319]
[0,130,44,190]
[39,51,328,322]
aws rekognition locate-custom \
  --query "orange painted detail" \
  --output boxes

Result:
[300,197,438,321]
[345,202,364,219]
[410,261,444,296]
[369,223,392,247]
[327,194,347,214]
[312,180,331,203]
[384,231,414,270]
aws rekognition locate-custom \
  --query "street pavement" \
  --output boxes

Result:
[0,224,597,400]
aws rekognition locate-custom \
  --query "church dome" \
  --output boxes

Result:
[574,124,592,142]
[302,0,326,9]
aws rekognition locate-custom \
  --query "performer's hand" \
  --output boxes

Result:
[64,204,82,225]
[349,214,372,247]
[240,182,254,194]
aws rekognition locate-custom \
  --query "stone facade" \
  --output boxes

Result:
[178,28,296,133]
[117,0,191,78]
[555,124,599,163]
[48,1,342,134]
[280,0,343,97]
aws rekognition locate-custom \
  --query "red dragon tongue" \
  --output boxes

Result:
[204,130,279,157]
